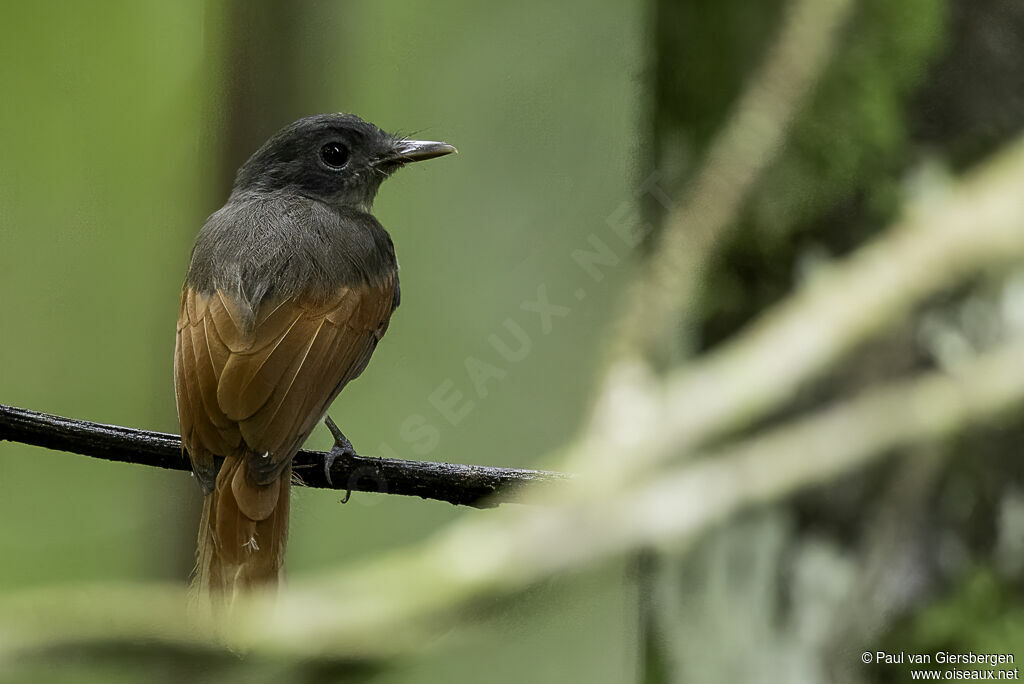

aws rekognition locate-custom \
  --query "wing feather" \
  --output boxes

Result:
[174,275,397,492]
[189,317,232,431]
[246,319,338,444]
[217,313,307,422]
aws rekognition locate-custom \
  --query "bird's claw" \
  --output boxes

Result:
[324,415,357,502]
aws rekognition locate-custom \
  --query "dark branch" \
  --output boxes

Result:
[0,404,571,508]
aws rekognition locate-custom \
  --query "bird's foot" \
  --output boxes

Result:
[324,415,357,502]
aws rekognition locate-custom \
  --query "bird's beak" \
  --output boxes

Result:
[390,139,457,163]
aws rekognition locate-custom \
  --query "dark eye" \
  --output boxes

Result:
[319,142,350,169]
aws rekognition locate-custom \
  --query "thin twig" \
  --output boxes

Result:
[618,0,855,362]
[0,404,571,508]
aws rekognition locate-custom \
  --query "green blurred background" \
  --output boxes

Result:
[0,1,641,681]
[3,0,1024,682]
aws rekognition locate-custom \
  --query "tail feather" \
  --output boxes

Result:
[194,455,291,601]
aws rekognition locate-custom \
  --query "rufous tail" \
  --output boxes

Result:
[194,455,291,602]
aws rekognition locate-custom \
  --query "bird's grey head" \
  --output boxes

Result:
[232,113,455,211]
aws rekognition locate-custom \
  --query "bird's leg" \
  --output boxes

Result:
[324,415,359,500]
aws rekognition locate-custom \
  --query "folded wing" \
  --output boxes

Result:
[174,277,397,494]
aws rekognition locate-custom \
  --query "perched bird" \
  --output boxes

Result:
[174,113,454,600]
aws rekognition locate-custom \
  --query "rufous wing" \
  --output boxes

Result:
[174,276,397,496]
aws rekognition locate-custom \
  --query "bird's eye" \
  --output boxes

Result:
[319,142,350,169]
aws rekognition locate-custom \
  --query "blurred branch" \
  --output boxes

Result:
[577,132,1024,479]
[578,0,855,477]
[284,337,1024,659]
[618,0,855,362]
[0,404,570,508]
[3,334,1022,660]
[562,337,1024,566]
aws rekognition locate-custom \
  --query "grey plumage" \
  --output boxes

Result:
[186,114,404,324]
[187,192,399,317]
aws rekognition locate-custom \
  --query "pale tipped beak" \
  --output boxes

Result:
[391,139,457,163]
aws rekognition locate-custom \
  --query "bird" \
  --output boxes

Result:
[173,113,454,601]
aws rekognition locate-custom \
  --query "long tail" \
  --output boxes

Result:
[194,455,291,602]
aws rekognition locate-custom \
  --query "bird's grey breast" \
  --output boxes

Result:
[186,189,398,314]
